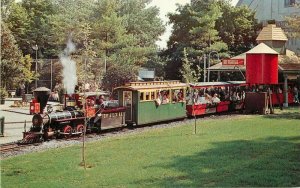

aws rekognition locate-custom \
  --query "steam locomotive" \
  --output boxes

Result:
[21,88,126,144]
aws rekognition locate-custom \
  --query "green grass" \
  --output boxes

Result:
[1,107,300,187]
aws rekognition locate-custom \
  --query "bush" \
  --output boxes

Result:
[0,88,8,98]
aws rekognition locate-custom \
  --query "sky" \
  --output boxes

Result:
[150,0,239,49]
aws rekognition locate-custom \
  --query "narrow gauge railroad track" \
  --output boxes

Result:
[0,142,40,153]
[0,136,84,156]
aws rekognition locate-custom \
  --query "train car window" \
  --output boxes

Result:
[161,90,170,104]
[140,92,144,101]
[145,92,150,100]
[151,91,155,100]
[171,89,184,103]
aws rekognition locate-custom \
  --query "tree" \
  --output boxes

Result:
[215,1,258,55]
[180,48,199,83]
[1,22,36,89]
[165,1,227,80]
[48,0,95,57]
[286,4,300,54]
[164,0,259,80]
[91,0,164,89]
[102,63,138,92]
[6,0,56,58]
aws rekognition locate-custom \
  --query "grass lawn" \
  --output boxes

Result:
[1,107,300,187]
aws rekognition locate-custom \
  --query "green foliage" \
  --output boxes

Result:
[215,1,258,55]
[286,4,300,39]
[0,87,9,98]
[1,108,300,187]
[164,0,258,80]
[1,21,22,89]
[5,0,55,57]
[180,48,200,83]
[3,0,165,89]
[102,62,138,92]
[1,22,36,89]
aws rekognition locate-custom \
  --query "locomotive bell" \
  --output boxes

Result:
[33,87,51,114]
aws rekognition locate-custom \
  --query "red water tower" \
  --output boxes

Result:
[246,43,278,84]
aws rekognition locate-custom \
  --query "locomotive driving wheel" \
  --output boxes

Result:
[76,124,84,136]
[63,125,72,138]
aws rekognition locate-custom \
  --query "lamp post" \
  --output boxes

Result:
[208,51,219,82]
[32,45,38,88]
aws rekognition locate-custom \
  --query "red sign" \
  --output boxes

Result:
[222,59,244,66]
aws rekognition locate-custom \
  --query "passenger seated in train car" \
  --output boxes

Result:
[193,91,199,103]
[196,95,206,105]
[186,91,195,105]
[230,91,239,102]
[219,88,226,101]
[204,93,212,104]
[155,91,162,105]
[172,90,179,102]
[212,93,221,104]
[178,90,184,102]
[162,93,169,104]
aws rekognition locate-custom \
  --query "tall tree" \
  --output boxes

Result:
[180,48,199,83]
[164,0,258,80]
[6,0,56,58]
[215,1,258,55]
[166,1,227,80]
[1,22,35,89]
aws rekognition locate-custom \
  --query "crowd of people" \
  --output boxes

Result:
[186,86,246,105]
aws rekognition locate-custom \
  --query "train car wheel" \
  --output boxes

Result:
[63,125,72,138]
[76,124,84,136]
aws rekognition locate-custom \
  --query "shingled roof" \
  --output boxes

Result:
[278,64,300,73]
[256,24,288,41]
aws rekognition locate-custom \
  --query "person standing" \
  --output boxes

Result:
[293,86,299,104]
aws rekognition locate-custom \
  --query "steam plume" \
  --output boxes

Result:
[59,38,77,94]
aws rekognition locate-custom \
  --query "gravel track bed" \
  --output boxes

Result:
[1,113,247,159]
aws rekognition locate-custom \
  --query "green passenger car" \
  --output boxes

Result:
[115,81,187,125]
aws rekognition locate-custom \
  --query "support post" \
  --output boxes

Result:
[217,71,221,81]
[203,54,206,82]
[50,60,53,91]
[283,74,288,108]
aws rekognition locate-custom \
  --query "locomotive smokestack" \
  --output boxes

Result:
[59,37,77,94]
[33,87,51,114]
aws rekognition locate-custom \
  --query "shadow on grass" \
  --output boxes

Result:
[136,136,300,187]
[263,112,300,120]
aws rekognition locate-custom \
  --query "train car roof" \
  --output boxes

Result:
[189,82,231,88]
[190,81,247,88]
[79,91,110,96]
[226,81,247,85]
[115,81,188,91]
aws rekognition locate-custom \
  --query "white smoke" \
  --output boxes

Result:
[59,38,77,94]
